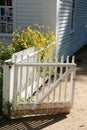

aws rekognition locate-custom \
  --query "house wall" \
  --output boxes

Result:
[15,0,87,57]
[15,0,43,29]
[15,0,56,32]
[0,0,56,44]
[43,0,56,33]
[57,0,87,57]
[1,0,87,57]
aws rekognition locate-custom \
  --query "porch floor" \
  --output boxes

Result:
[0,44,87,130]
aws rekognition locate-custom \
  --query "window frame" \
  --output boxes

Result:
[70,0,76,34]
[0,0,16,36]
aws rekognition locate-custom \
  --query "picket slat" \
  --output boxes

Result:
[13,55,18,109]
[25,56,29,101]
[64,56,69,101]
[58,55,64,101]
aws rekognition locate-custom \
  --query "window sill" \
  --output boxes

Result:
[70,30,75,35]
[0,33,12,38]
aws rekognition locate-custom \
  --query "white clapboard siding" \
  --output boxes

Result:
[16,0,43,28]
[1,0,87,59]
[57,0,87,57]
[15,0,57,32]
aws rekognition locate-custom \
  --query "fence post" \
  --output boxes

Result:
[3,61,13,115]
[70,56,76,106]
[3,62,10,104]
[72,56,76,79]
[12,55,18,110]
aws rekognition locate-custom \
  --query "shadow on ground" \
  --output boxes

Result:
[75,43,87,75]
[0,114,67,130]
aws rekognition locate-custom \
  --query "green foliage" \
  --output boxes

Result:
[0,42,15,61]
[12,24,55,52]
[0,69,3,115]
[0,24,56,61]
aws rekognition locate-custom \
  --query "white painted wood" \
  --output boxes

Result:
[64,56,69,101]
[12,47,35,63]
[32,67,75,110]
[60,55,64,75]
[36,57,40,102]
[25,55,29,101]
[13,55,18,110]
[59,55,64,101]
[70,69,75,106]
[47,57,52,102]
[3,61,14,104]
[3,45,76,114]
[3,64,9,103]
[15,101,71,111]
[53,57,58,102]
[72,55,76,79]
[9,64,15,103]
[19,55,23,99]
[42,57,46,96]
[15,63,76,67]
[30,66,34,103]
[70,56,75,106]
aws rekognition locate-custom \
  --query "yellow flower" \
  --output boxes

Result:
[12,32,15,36]
[10,24,56,60]
[0,42,2,46]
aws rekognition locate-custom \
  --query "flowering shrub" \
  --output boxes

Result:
[0,24,56,118]
[12,24,56,59]
[0,69,3,115]
[0,42,15,61]
[0,24,56,61]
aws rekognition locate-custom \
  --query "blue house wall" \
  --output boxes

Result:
[57,0,87,57]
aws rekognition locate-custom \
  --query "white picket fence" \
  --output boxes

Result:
[3,47,76,116]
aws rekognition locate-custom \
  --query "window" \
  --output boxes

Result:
[70,0,75,32]
[0,0,13,33]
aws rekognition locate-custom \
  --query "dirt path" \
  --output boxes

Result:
[42,45,87,130]
[41,76,87,130]
[0,44,87,130]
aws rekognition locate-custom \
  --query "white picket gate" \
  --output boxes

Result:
[3,47,76,117]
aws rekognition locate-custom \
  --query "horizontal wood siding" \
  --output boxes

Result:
[16,0,43,29]
[57,0,87,57]
[43,0,56,33]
